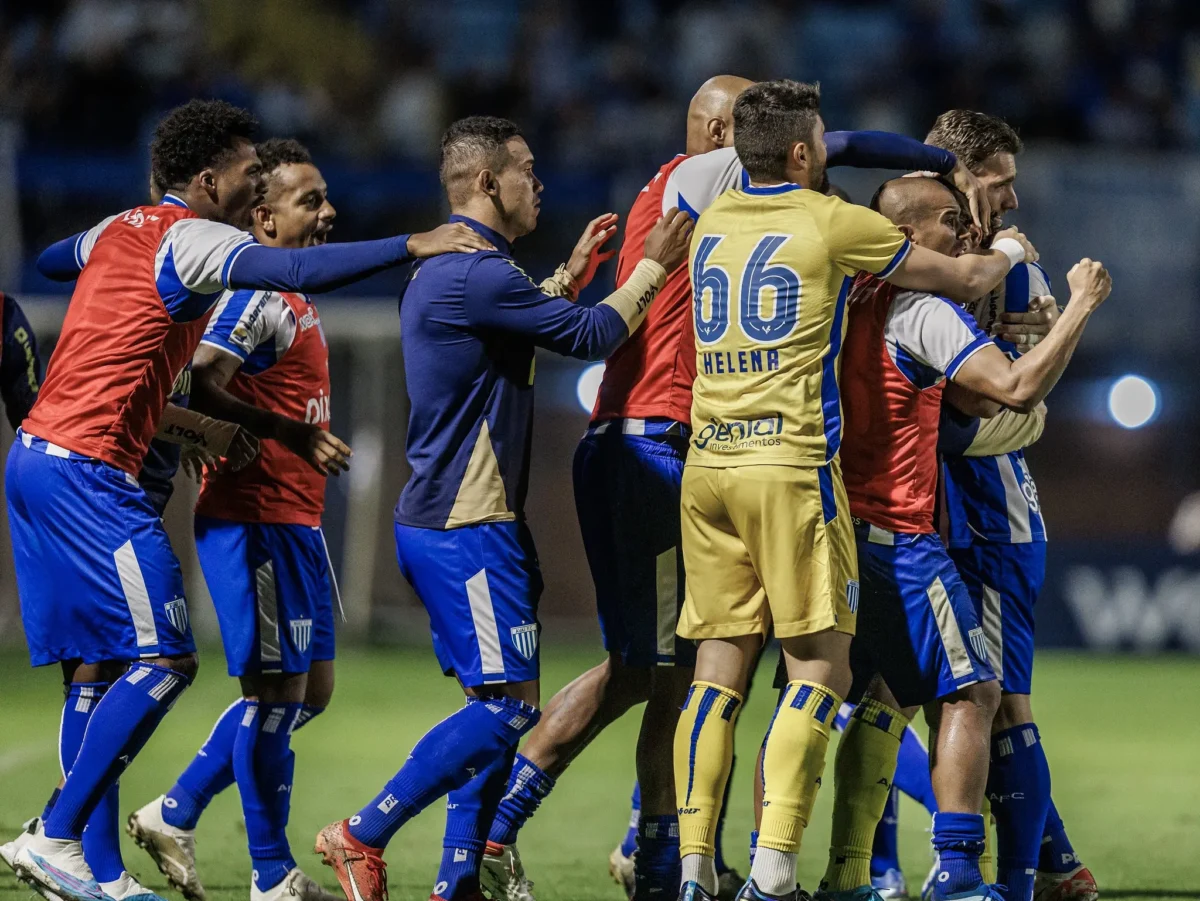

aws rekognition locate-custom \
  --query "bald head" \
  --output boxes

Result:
[686,75,755,156]
[870,176,968,257]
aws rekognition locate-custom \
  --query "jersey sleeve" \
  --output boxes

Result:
[157,219,257,295]
[821,200,912,278]
[461,254,630,360]
[885,291,994,379]
[74,214,121,268]
[662,147,744,221]
[201,289,280,360]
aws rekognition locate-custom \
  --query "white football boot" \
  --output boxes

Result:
[0,817,41,872]
[126,797,204,901]
[480,843,537,901]
[607,844,635,900]
[100,870,171,901]
[11,832,104,901]
[252,868,344,901]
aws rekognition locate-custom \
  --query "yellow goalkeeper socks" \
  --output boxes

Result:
[755,681,841,867]
[820,698,910,892]
[674,681,744,863]
[980,794,997,883]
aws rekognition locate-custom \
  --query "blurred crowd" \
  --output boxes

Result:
[2,0,1198,173]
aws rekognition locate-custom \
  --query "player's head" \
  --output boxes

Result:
[686,75,755,156]
[250,139,335,250]
[150,99,263,229]
[732,79,828,192]
[870,176,970,258]
[439,116,541,241]
[925,110,1023,232]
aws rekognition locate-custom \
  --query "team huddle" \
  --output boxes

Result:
[0,74,1110,901]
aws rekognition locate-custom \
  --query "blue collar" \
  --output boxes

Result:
[160,194,189,209]
[448,214,511,256]
[742,182,803,196]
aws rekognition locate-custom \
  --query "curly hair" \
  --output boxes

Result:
[256,137,313,176]
[925,110,1023,172]
[150,100,259,195]
[439,116,523,203]
[733,79,822,183]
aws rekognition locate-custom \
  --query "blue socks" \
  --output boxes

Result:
[349,696,539,850]
[56,683,126,883]
[435,749,515,900]
[235,702,302,892]
[634,815,680,898]
[164,700,325,831]
[894,724,938,814]
[870,786,902,878]
[45,665,189,842]
[931,812,986,898]
[487,753,556,847]
[620,782,641,858]
[1038,799,1080,875]
[164,699,245,829]
[989,724,1052,901]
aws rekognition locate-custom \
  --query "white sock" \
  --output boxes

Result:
[681,853,718,894]
[749,846,797,896]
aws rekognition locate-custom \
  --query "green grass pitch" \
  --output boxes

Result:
[1,647,1198,901]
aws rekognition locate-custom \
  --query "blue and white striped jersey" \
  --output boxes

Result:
[940,262,1050,546]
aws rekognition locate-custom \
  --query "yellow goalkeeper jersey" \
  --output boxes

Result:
[688,183,911,467]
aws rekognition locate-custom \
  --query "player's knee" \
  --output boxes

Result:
[993,691,1034,732]
[965,678,1001,717]
[305,662,335,710]
[159,652,199,682]
[608,655,653,706]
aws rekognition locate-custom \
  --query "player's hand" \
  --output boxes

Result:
[281,420,353,476]
[1066,258,1112,310]
[179,444,215,483]
[222,426,260,473]
[993,226,1038,263]
[994,295,1059,352]
[949,161,992,237]
[564,213,619,292]
[407,223,495,258]
[644,208,693,273]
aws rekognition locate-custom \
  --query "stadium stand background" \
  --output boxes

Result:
[0,0,1197,653]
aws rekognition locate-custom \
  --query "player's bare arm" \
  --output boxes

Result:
[190,344,352,476]
[950,259,1112,412]
[885,225,1037,301]
[155,402,259,472]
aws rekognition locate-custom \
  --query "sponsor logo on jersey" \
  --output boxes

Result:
[511,623,539,660]
[290,618,313,653]
[164,597,189,635]
[305,390,331,425]
[298,308,321,331]
[692,413,785,452]
[121,209,161,229]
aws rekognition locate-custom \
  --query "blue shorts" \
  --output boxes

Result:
[573,425,696,668]
[850,521,995,708]
[6,436,195,667]
[394,519,542,688]
[950,541,1045,695]
[194,516,336,677]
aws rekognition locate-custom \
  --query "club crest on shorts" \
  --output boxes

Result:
[164,598,189,635]
[968,626,989,663]
[290,618,313,653]
[510,623,539,660]
[846,580,860,614]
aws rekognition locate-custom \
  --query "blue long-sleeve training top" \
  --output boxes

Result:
[394,214,633,530]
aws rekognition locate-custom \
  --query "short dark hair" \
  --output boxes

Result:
[925,110,1023,172]
[255,138,313,176]
[439,116,524,201]
[733,80,822,183]
[150,100,259,194]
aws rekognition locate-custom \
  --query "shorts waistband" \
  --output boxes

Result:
[585,417,690,438]
[852,517,931,548]
[17,428,90,461]
[16,428,139,486]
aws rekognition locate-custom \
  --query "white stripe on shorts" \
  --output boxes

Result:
[998,455,1033,543]
[655,546,679,664]
[981,583,1005,683]
[926,576,974,679]
[114,540,159,649]
[465,569,506,681]
[255,561,282,665]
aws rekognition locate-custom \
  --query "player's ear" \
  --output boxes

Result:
[789,140,808,171]
[477,168,500,198]
[252,203,274,237]
[197,167,218,198]
[707,117,727,149]
[896,223,916,243]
